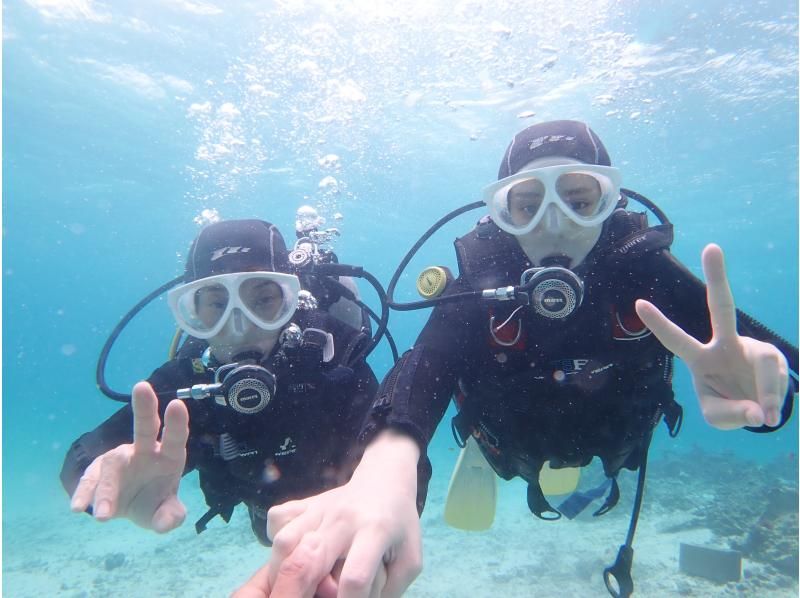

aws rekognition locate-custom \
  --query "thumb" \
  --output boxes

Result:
[699,394,765,430]
[231,563,271,598]
[151,495,187,533]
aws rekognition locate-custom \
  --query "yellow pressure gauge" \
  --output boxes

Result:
[416,266,451,299]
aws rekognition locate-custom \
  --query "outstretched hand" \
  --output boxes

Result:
[635,243,789,430]
[70,381,190,532]
[232,430,421,598]
[231,547,388,598]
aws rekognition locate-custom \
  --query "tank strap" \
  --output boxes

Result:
[454,217,529,290]
[599,209,674,269]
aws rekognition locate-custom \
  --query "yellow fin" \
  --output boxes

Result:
[443,437,498,531]
[540,461,581,496]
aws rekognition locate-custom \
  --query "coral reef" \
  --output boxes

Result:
[649,446,798,585]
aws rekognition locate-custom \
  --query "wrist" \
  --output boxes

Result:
[366,429,420,462]
[354,429,420,490]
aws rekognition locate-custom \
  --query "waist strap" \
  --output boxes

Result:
[195,502,235,535]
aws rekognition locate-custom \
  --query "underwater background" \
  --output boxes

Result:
[4,0,798,596]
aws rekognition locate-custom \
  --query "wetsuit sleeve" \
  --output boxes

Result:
[59,360,190,498]
[337,358,379,442]
[60,403,135,498]
[637,250,797,431]
[357,277,481,514]
[361,276,480,453]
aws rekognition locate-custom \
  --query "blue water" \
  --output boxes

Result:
[4,1,798,596]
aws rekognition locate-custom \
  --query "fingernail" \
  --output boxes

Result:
[95,501,110,519]
[767,409,780,427]
[746,412,763,427]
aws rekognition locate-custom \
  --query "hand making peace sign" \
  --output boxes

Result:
[70,381,190,532]
[635,243,790,430]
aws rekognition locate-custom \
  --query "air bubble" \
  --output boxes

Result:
[318,176,339,192]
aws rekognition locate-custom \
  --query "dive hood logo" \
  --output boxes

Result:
[211,246,252,261]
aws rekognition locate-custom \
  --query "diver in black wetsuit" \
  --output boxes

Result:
[237,121,797,598]
[61,219,378,545]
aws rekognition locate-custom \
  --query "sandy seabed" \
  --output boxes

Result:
[4,450,797,597]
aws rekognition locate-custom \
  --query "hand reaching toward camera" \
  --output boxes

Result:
[233,430,422,598]
[70,381,190,532]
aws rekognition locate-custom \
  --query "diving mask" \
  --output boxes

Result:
[168,271,301,339]
[483,164,622,236]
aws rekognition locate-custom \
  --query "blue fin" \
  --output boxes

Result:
[557,478,612,520]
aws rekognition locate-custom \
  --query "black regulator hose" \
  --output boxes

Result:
[625,188,798,378]
[97,264,397,403]
[621,188,670,225]
[385,192,669,312]
[385,191,668,312]
[315,270,399,363]
[736,309,799,377]
[387,201,486,311]
[314,264,395,366]
[354,269,395,365]
[355,298,399,363]
[96,275,186,403]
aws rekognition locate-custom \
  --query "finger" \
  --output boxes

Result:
[313,574,339,598]
[132,381,161,454]
[160,399,190,461]
[268,508,322,570]
[270,532,333,598]
[93,451,126,520]
[753,351,788,427]
[231,563,271,598]
[382,527,422,598]
[267,499,308,542]
[698,394,765,430]
[314,559,344,598]
[151,494,187,533]
[336,530,385,598]
[635,299,703,362]
[702,244,738,342]
[268,508,338,592]
[70,457,103,512]
[370,562,388,598]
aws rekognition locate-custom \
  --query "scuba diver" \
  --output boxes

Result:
[62,217,393,545]
[236,120,798,598]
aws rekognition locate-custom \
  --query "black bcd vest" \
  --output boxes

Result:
[451,209,682,519]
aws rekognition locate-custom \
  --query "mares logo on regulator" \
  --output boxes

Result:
[520,264,584,320]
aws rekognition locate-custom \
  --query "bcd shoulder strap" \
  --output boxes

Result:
[454,217,530,290]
